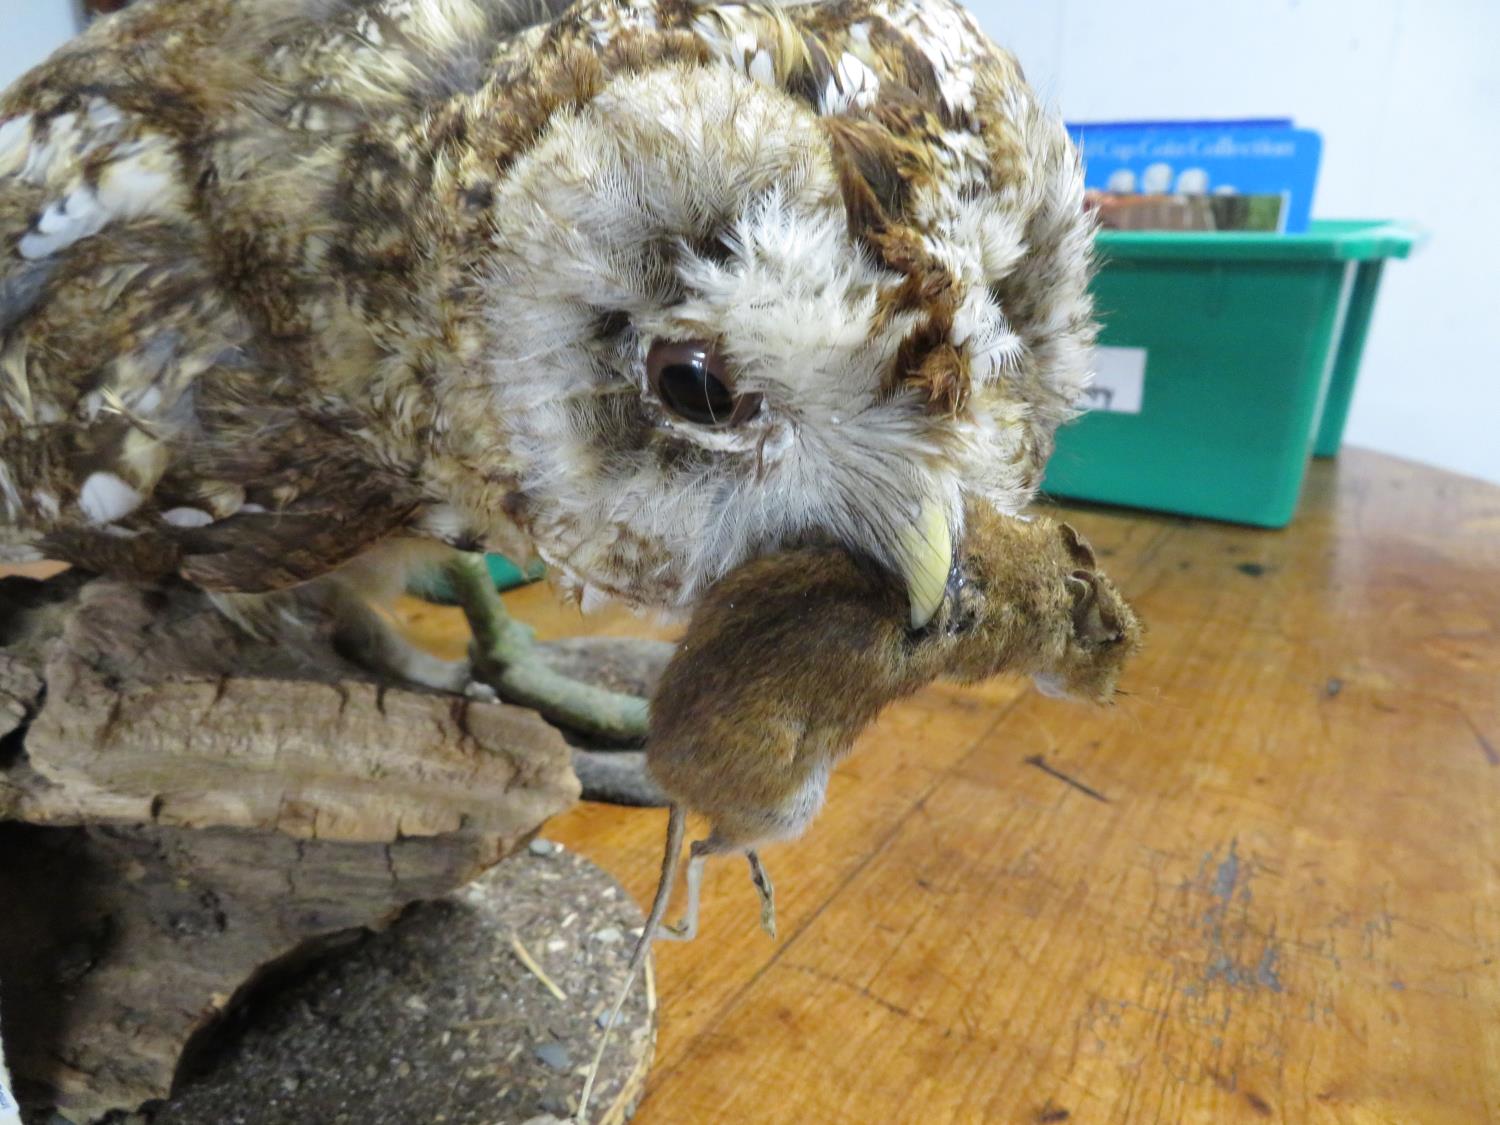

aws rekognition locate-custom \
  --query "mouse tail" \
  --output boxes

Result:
[575,803,686,1123]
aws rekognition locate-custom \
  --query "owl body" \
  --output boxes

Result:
[0,0,1094,620]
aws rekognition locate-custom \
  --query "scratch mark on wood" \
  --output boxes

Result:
[1460,710,1498,766]
[1362,910,1394,959]
[1207,1065,1237,1093]
[1023,754,1110,803]
[787,964,915,1020]
[1255,944,1283,991]
[1195,839,1285,994]
[1212,839,1242,901]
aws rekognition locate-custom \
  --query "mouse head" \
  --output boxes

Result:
[936,504,1142,702]
[1030,538,1141,703]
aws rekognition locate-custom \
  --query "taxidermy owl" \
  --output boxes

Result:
[0,0,1094,692]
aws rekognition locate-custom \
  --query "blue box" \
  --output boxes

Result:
[1067,119,1323,233]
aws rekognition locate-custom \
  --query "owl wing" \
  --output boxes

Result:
[0,206,420,591]
[0,5,428,590]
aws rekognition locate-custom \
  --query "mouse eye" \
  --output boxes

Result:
[647,339,762,427]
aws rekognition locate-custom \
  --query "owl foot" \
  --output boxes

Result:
[462,679,500,703]
[446,553,650,742]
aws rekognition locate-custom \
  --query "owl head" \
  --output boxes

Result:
[445,4,1093,627]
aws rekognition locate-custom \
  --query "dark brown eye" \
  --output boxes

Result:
[646,339,761,427]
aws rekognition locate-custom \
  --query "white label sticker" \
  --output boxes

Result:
[1082,346,1147,414]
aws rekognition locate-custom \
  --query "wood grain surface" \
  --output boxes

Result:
[399,449,1500,1125]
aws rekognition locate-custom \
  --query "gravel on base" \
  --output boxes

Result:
[138,844,655,1125]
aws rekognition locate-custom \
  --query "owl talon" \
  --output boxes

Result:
[463,679,500,703]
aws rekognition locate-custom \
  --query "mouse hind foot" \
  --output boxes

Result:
[659,846,710,942]
[659,837,778,943]
[747,850,776,939]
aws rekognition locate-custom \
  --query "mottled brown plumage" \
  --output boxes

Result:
[1,0,1094,656]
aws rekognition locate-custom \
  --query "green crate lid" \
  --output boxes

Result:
[407,554,546,604]
[1096,219,1425,263]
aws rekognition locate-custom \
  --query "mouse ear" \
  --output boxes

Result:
[1066,569,1122,645]
[1059,523,1097,569]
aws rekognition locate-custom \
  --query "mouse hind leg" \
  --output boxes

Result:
[735,762,828,941]
[746,851,776,939]
[663,829,760,941]
[660,831,780,942]
[659,838,715,942]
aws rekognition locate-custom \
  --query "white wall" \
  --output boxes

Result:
[971,0,1500,485]
[0,3,78,92]
[2,1,1497,482]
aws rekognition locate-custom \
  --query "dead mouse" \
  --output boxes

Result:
[576,501,1141,1119]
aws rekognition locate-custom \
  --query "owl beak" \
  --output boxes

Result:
[896,497,954,630]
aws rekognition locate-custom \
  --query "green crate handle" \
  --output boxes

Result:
[1096,220,1426,263]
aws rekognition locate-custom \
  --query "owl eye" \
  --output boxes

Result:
[647,339,762,427]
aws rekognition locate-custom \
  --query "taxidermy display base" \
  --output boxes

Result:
[0,571,651,1123]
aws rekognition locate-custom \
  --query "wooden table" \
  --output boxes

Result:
[404,449,1500,1124]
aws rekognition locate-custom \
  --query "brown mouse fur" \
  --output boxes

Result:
[650,499,1140,853]
[576,502,1141,1120]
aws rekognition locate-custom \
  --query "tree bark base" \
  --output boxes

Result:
[0,573,583,1121]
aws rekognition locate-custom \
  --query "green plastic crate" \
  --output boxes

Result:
[1043,220,1421,527]
[407,554,545,604]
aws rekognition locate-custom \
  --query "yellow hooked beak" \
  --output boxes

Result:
[895,497,954,629]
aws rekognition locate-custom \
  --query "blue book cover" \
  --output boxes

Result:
[1066,119,1323,233]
